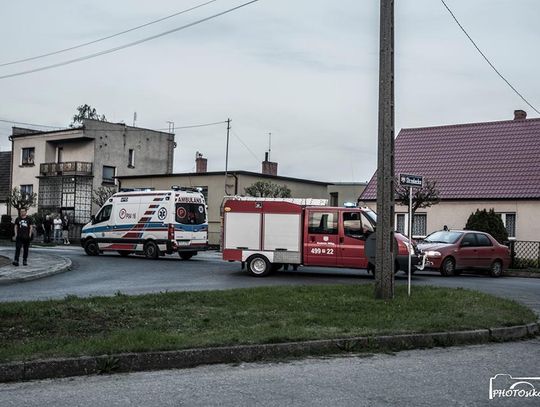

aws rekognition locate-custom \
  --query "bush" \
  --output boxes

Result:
[465,209,508,243]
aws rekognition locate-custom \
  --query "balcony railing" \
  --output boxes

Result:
[40,161,93,176]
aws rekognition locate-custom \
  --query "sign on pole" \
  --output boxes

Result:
[399,173,423,297]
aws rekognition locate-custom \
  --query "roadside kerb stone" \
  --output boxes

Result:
[0,249,71,285]
[0,323,537,383]
[505,270,540,278]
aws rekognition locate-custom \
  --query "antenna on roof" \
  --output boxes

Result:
[268,132,272,161]
[133,112,137,127]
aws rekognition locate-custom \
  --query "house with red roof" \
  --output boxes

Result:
[359,110,540,241]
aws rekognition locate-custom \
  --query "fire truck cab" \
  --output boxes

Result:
[222,197,416,277]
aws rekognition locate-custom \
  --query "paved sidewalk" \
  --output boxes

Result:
[0,248,72,285]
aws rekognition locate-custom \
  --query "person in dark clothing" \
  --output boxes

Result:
[43,214,52,243]
[13,208,34,266]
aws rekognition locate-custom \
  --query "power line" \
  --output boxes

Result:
[231,129,260,163]
[440,0,540,115]
[0,117,68,129]
[157,120,227,131]
[0,0,260,80]
[0,0,219,68]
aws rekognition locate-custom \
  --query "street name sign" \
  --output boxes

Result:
[399,173,423,188]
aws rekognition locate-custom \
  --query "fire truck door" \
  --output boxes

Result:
[304,210,338,266]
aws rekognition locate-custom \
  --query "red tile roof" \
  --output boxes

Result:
[360,117,540,200]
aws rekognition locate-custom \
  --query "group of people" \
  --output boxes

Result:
[12,210,70,267]
[42,214,71,245]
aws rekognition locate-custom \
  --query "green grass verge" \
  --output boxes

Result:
[0,285,536,363]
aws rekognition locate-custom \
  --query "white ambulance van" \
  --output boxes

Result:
[81,188,208,259]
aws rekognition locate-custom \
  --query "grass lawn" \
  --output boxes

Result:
[0,285,536,363]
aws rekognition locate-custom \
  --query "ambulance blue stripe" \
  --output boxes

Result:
[83,222,208,234]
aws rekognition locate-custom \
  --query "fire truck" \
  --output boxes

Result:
[222,197,420,277]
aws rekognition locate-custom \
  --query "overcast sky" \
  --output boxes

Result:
[1,0,538,182]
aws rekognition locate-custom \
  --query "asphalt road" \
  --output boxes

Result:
[1,339,539,407]
[0,246,539,316]
[1,246,539,406]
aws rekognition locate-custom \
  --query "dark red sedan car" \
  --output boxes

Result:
[417,230,510,277]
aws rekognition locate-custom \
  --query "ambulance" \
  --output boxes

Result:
[81,188,208,259]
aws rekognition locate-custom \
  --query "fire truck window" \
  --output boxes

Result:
[343,212,363,238]
[308,212,338,235]
[176,203,206,225]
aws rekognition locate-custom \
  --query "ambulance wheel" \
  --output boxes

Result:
[179,252,194,260]
[83,239,99,256]
[247,255,271,277]
[117,251,132,257]
[143,241,159,259]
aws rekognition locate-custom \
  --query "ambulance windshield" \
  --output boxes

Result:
[175,203,206,225]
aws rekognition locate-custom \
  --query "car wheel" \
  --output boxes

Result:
[440,257,455,276]
[117,251,132,257]
[489,260,503,277]
[247,255,271,277]
[83,239,99,256]
[179,252,194,260]
[143,241,159,259]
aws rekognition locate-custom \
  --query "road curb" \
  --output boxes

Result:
[0,253,72,285]
[505,270,540,278]
[0,322,537,383]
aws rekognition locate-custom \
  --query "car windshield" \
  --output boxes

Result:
[423,231,463,244]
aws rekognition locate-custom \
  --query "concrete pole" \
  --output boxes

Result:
[375,0,395,299]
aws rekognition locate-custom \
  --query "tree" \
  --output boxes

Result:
[71,104,107,127]
[8,187,37,213]
[395,178,440,213]
[244,181,291,198]
[92,186,117,208]
[465,209,508,243]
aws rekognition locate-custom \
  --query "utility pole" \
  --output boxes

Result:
[375,0,395,299]
[224,118,231,195]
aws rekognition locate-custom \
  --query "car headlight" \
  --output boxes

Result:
[425,250,442,258]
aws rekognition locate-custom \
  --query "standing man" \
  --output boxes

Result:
[13,208,34,266]
[62,215,70,245]
[43,214,53,243]
[53,214,63,244]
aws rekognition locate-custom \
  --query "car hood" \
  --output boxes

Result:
[417,242,453,251]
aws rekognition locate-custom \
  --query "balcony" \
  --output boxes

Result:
[40,161,93,176]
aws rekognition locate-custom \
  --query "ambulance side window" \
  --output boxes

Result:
[308,212,338,235]
[95,205,112,224]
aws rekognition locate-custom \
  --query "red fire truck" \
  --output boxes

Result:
[222,197,420,277]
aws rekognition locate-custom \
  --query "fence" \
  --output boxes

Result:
[508,241,540,269]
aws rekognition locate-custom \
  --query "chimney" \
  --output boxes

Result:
[195,152,207,173]
[514,110,527,120]
[262,152,278,176]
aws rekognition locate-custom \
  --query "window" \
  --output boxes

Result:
[476,233,493,247]
[21,147,35,166]
[412,214,427,237]
[498,213,516,239]
[461,233,477,247]
[94,204,112,224]
[330,192,338,207]
[308,211,338,235]
[102,166,116,184]
[176,203,206,225]
[396,214,406,234]
[20,184,33,199]
[128,149,135,168]
[343,212,362,238]
[57,147,63,163]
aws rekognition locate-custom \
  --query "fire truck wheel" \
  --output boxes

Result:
[179,252,194,260]
[247,255,271,277]
[83,239,99,256]
[143,241,159,259]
